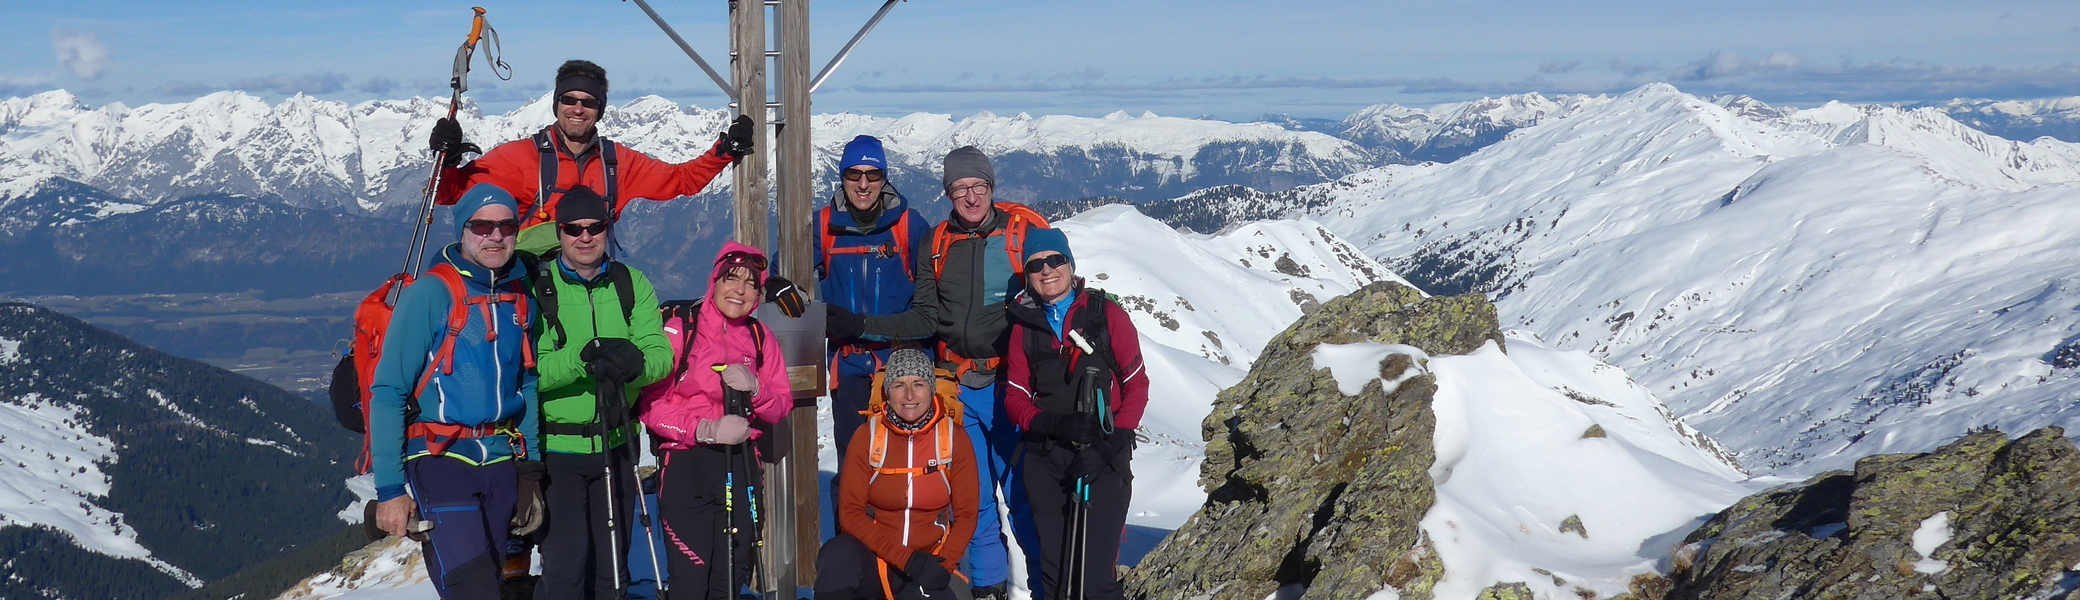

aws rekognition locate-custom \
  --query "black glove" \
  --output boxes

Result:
[1065,445,1108,484]
[713,114,755,159]
[765,275,807,318]
[428,118,480,167]
[511,460,546,536]
[1032,413,1099,445]
[581,338,646,384]
[826,303,866,340]
[903,551,953,593]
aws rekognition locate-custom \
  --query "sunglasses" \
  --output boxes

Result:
[557,94,603,110]
[843,169,886,183]
[559,222,609,237]
[718,250,768,273]
[464,219,520,237]
[1024,254,1070,273]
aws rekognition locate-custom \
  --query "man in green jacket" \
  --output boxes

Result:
[530,185,672,599]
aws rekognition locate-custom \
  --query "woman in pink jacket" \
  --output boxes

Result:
[638,241,792,599]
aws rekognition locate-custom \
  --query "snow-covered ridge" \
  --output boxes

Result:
[1300,81,2080,477]
[0,90,1372,212]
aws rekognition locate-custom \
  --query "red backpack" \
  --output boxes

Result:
[329,263,535,473]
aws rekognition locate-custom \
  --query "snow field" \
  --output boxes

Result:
[0,393,201,586]
[1416,335,1752,599]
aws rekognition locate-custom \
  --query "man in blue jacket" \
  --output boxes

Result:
[813,135,931,468]
[369,184,545,600]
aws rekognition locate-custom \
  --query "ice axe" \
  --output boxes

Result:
[397,7,511,292]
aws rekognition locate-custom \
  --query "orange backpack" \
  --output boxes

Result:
[331,263,535,473]
[861,367,965,481]
[927,202,1050,280]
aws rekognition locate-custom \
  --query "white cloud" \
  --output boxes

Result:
[51,28,112,81]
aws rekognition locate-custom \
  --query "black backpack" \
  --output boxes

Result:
[530,250,637,352]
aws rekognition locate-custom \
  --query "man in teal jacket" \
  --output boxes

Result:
[369,184,543,600]
[529,185,672,599]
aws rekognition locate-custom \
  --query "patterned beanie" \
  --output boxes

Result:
[883,348,935,388]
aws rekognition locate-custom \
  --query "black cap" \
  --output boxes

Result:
[556,185,613,225]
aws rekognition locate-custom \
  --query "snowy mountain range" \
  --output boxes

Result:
[9,80,2080,599]
[1289,82,2080,479]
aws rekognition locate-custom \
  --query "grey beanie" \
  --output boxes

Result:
[941,146,995,191]
[883,348,935,388]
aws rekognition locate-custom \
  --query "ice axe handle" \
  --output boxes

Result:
[466,7,487,47]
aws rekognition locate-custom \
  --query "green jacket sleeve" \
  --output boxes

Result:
[629,269,672,390]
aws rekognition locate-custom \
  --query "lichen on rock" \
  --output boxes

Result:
[1124,281,1504,600]
[1667,427,2080,600]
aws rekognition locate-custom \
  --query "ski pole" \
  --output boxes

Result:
[631,450,669,600]
[596,375,629,593]
[393,7,507,304]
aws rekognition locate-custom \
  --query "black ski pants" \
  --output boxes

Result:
[658,443,760,600]
[537,450,635,600]
[812,534,945,600]
[1021,439,1132,600]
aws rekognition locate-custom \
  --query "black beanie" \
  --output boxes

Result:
[555,61,608,105]
[557,186,613,224]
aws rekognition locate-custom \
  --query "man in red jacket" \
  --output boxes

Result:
[429,59,754,254]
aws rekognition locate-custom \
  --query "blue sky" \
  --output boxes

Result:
[6,0,2079,120]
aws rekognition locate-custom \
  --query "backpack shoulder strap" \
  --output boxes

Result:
[997,203,1050,279]
[599,138,621,215]
[1075,288,1122,375]
[414,264,473,399]
[891,210,915,280]
[661,300,703,386]
[928,220,956,280]
[609,261,637,325]
[747,316,768,368]
[817,207,836,277]
[533,129,558,223]
[532,251,566,348]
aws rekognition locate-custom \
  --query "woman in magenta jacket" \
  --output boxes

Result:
[638,241,791,599]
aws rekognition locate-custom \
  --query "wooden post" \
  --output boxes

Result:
[731,0,770,251]
[776,0,819,586]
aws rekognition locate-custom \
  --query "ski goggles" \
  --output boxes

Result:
[559,222,609,237]
[557,94,603,110]
[717,250,768,273]
[464,219,521,237]
[842,169,886,183]
[1024,253,1071,273]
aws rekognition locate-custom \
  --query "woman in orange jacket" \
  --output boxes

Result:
[814,349,981,599]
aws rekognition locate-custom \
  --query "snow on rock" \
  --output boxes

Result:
[0,337,20,364]
[1312,342,1429,396]
[277,537,435,600]
[1910,511,1953,574]
[1418,333,1752,599]
[0,393,201,586]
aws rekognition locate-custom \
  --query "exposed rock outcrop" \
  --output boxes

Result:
[1668,427,2080,600]
[1125,281,1503,600]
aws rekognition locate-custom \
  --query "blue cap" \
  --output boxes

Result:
[452,183,520,239]
[839,135,887,173]
[1021,227,1072,269]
